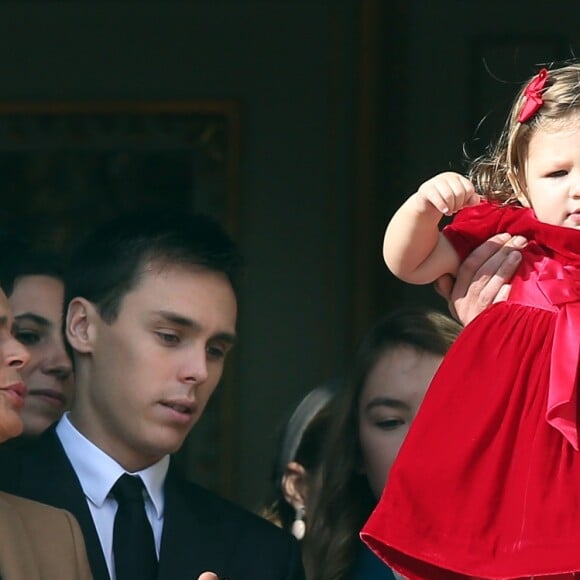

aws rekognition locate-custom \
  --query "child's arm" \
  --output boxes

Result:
[384,172,480,284]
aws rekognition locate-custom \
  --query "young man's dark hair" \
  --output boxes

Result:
[64,210,243,324]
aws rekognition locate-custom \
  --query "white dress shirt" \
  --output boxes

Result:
[56,414,170,580]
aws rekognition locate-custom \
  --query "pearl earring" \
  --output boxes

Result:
[291,506,306,540]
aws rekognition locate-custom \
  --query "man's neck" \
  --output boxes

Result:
[65,411,164,473]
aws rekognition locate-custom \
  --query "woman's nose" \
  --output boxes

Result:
[41,341,73,379]
[4,335,30,369]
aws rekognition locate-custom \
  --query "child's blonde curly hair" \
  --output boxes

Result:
[470,62,580,204]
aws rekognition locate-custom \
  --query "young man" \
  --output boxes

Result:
[0,211,305,580]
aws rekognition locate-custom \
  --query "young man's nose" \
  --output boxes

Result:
[180,349,209,385]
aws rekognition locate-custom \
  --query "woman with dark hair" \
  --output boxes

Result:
[261,381,339,539]
[303,307,462,580]
[0,234,73,436]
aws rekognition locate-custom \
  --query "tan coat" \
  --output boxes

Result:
[0,491,92,580]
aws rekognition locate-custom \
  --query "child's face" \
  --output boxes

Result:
[521,119,580,228]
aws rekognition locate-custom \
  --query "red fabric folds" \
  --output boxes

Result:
[537,265,580,450]
[361,201,580,579]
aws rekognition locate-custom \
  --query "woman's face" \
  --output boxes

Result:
[358,345,443,499]
[9,275,73,435]
[0,287,30,443]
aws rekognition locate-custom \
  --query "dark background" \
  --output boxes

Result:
[0,0,578,509]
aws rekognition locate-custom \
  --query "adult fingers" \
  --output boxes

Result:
[450,234,525,325]
[452,233,523,298]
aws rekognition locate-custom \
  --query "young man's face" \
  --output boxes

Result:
[68,264,237,472]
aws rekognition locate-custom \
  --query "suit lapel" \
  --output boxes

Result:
[157,467,230,580]
[17,428,110,580]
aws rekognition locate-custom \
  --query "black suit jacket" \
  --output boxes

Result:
[0,427,305,580]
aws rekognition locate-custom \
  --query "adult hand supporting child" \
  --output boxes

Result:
[434,232,526,325]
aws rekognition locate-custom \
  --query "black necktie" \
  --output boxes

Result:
[112,474,158,580]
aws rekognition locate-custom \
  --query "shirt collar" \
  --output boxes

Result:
[55,413,169,518]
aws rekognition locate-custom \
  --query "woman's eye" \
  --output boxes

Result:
[14,329,41,346]
[207,345,225,360]
[376,418,405,431]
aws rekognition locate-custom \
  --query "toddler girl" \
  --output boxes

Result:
[361,63,580,579]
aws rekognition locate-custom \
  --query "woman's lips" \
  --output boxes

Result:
[0,382,27,409]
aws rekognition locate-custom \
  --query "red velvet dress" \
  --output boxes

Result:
[361,201,580,579]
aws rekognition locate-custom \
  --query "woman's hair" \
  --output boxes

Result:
[303,307,462,580]
[260,381,339,531]
[470,61,580,204]
[0,231,63,297]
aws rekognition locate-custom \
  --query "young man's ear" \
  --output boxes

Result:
[66,298,99,354]
[281,461,309,510]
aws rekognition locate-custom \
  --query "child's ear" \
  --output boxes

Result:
[508,169,531,207]
[515,191,531,208]
[66,297,99,354]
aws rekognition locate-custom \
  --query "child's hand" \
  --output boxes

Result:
[415,172,480,216]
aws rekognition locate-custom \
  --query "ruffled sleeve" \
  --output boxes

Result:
[442,201,505,262]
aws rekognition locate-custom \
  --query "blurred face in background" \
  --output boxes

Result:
[9,275,73,435]
[0,286,30,442]
[358,345,443,499]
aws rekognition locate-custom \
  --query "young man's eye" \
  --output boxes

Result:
[155,331,180,346]
[13,329,41,346]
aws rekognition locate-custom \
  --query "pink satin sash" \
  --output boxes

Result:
[536,264,580,450]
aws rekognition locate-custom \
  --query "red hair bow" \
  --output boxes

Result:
[518,68,548,123]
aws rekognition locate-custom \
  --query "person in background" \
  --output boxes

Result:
[304,307,462,580]
[0,279,92,579]
[0,233,73,436]
[261,380,339,540]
